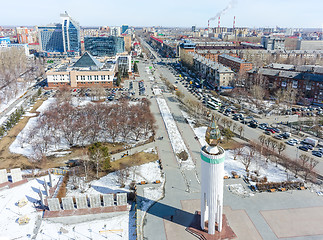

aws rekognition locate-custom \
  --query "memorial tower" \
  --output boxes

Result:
[200,116,225,234]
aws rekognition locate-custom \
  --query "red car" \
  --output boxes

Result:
[266,128,275,134]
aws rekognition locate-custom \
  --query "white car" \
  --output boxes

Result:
[290,139,299,144]
[286,139,298,146]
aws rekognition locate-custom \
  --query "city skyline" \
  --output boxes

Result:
[1,0,322,28]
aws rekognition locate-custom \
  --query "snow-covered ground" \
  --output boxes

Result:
[182,111,298,183]
[9,98,69,157]
[0,174,61,240]
[9,97,151,158]
[224,148,298,183]
[37,213,131,240]
[156,98,194,170]
[181,111,207,146]
[66,160,164,197]
[0,160,163,240]
[0,81,34,114]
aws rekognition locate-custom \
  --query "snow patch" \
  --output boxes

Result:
[156,98,194,170]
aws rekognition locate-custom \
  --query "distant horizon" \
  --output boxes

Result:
[0,0,322,29]
[1,25,322,31]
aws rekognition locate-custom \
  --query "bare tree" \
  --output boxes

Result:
[303,158,319,181]
[232,123,238,134]
[221,118,228,128]
[277,142,286,156]
[240,146,255,172]
[238,125,244,138]
[233,145,244,160]
[227,120,233,130]
[270,139,278,152]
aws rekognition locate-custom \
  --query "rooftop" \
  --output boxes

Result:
[219,54,251,64]
[191,52,233,73]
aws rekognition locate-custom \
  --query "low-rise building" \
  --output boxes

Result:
[46,52,119,88]
[297,40,323,50]
[0,38,31,56]
[218,54,253,73]
[248,64,323,105]
[191,53,234,90]
[261,36,285,50]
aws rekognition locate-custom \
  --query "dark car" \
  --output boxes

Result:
[298,145,309,152]
[274,134,283,140]
[305,144,314,150]
[265,130,272,135]
[312,151,323,157]
[272,128,281,133]
[241,120,248,124]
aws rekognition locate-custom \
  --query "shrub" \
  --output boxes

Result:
[177,150,188,161]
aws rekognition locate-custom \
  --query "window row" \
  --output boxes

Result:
[76,75,110,81]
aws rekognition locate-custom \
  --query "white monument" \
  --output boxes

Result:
[200,116,225,234]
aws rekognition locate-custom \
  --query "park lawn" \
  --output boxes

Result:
[110,152,159,172]
[0,97,128,170]
[0,98,45,169]
[220,139,243,150]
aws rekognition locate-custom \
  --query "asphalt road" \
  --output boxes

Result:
[152,57,323,179]
[0,86,38,119]
[136,39,323,240]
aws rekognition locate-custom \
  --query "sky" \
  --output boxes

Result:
[1,0,323,28]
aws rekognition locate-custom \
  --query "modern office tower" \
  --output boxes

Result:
[110,26,121,36]
[38,24,64,52]
[121,25,129,34]
[84,36,125,57]
[200,116,225,234]
[192,25,196,32]
[60,12,81,53]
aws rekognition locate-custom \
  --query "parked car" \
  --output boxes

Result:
[274,134,283,140]
[298,145,309,152]
[286,139,297,146]
[289,139,299,144]
[271,128,281,133]
[266,128,275,134]
[259,124,268,130]
[305,144,314,150]
[312,151,323,157]
[281,132,291,139]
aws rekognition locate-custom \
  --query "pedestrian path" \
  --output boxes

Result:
[110,141,157,161]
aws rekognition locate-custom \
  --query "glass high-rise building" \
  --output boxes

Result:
[84,36,125,57]
[121,25,129,34]
[61,12,81,54]
[38,12,80,54]
[38,24,64,52]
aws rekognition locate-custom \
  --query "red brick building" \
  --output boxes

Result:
[218,54,253,73]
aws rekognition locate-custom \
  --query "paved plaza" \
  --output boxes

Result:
[261,207,323,238]
[160,178,323,240]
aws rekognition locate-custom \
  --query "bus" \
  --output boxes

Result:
[172,84,178,91]
[210,97,222,106]
[206,101,219,110]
